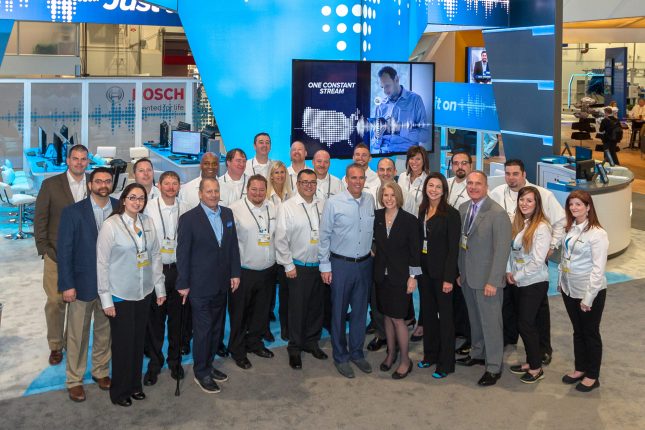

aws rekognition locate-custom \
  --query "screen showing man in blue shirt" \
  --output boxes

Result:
[373,66,429,154]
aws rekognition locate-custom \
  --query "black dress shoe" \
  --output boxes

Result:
[235,357,253,370]
[392,361,413,380]
[562,373,585,384]
[455,343,471,355]
[541,352,552,366]
[304,347,328,360]
[575,379,600,392]
[456,356,485,367]
[143,370,158,386]
[252,347,274,358]
[477,371,501,386]
[171,365,185,380]
[379,360,393,372]
[210,368,228,382]
[289,354,302,370]
[216,344,229,358]
[131,391,146,400]
[406,319,417,328]
[263,331,275,343]
[181,344,191,355]
[410,333,423,342]
[366,336,386,352]
[194,376,221,394]
[113,397,132,407]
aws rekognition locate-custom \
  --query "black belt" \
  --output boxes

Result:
[163,263,177,269]
[330,252,370,263]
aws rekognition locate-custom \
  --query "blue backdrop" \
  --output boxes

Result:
[0,19,12,67]
[434,82,499,131]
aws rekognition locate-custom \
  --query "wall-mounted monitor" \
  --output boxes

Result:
[171,130,201,156]
[467,47,491,84]
[291,59,435,158]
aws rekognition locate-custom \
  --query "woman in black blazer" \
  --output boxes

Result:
[417,173,461,378]
[373,181,421,379]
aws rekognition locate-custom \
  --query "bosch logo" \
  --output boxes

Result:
[106,86,125,103]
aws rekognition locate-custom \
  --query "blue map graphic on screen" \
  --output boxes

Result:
[0,0,181,26]
[427,0,509,27]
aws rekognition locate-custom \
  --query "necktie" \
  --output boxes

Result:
[468,203,478,231]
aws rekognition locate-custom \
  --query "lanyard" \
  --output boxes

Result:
[449,179,467,206]
[224,173,247,198]
[252,159,268,176]
[408,174,423,206]
[503,186,517,215]
[563,229,584,261]
[301,202,320,231]
[120,214,147,254]
[244,199,270,233]
[156,199,178,240]
[319,175,332,198]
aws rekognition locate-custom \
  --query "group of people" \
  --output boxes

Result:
[33,133,609,407]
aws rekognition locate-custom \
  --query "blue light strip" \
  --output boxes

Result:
[483,25,554,35]
[500,130,553,146]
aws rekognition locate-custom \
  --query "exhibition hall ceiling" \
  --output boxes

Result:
[564,17,645,29]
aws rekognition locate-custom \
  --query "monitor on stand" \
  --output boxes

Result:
[177,121,191,132]
[52,132,67,166]
[38,127,48,155]
[171,130,201,157]
[60,125,69,140]
[160,121,170,147]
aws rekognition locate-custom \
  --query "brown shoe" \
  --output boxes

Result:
[92,376,111,391]
[68,385,86,402]
[49,350,63,365]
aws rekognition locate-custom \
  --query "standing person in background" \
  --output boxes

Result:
[267,161,293,207]
[598,107,622,165]
[319,164,375,379]
[219,148,249,208]
[130,158,161,201]
[506,187,552,384]
[245,132,273,179]
[372,181,421,379]
[342,144,380,192]
[180,152,220,209]
[312,149,343,204]
[143,171,191,386]
[416,173,460,379]
[398,145,429,217]
[57,167,117,402]
[287,141,308,189]
[35,143,90,366]
[559,190,608,393]
[97,183,166,407]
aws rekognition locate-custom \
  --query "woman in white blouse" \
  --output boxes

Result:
[267,161,293,207]
[97,183,166,407]
[506,186,552,384]
[559,190,608,393]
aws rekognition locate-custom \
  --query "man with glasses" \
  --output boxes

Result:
[275,169,328,370]
[57,167,117,401]
[181,152,219,208]
[35,144,90,366]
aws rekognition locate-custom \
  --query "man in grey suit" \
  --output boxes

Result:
[455,171,511,386]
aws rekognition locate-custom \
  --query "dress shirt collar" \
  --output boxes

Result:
[67,170,85,185]
[384,85,411,103]
[90,194,111,211]
[200,202,221,217]
[571,219,589,232]
[291,192,320,207]
[342,189,364,203]
[224,172,244,183]
[157,197,178,211]
[244,197,269,211]
[121,213,142,229]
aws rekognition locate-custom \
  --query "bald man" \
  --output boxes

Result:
[180,152,220,209]
[312,150,343,203]
[287,141,308,189]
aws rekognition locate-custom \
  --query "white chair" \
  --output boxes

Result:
[130,147,150,162]
[96,146,117,159]
[0,182,36,240]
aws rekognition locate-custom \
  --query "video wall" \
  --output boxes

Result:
[291,60,434,158]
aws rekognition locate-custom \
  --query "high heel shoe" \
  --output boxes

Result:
[392,361,413,380]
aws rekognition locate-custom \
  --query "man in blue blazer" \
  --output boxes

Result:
[177,177,241,394]
[58,167,118,402]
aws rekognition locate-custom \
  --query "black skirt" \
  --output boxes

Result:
[376,276,409,319]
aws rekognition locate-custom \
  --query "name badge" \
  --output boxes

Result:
[460,234,468,250]
[560,260,570,273]
[310,230,319,244]
[258,232,271,247]
[161,239,176,254]
[137,252,151,269]
[512,250,524,264]
[422,240,428,254]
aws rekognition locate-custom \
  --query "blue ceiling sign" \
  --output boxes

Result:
[434,82,499,132]
[0,0,181,26]
[427,0,509,27]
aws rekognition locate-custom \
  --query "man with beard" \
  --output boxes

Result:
[342,144,380,193]
[287,141,308,190]
[57,167,118,401]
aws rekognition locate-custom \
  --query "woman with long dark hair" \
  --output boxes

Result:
[416,172,461,378]
[559,190,608,392]
[97,183,165,406]
[506,186,552,384]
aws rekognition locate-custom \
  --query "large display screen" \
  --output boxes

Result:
[171,130,201,156]
[292,60,434,158]
[467,47,492,84]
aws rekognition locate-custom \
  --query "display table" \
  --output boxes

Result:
[23,149,107,191]
[145,145,226,184]
[537,162,633,257]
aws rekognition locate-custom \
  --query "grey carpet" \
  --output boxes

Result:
[632,192,645,231]
[1,279,644,429]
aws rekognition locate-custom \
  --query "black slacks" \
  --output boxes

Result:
[228,266,275,360]
[562,289,606,379]
[453,282,471,342]
[419,275,455,374]
[277,266,289,338]
[504,283,553,354]
[516,281,549,370]
[109,293,151,403]
[287,265,324,354]
[190,289,227,380]
[144,264,182,373]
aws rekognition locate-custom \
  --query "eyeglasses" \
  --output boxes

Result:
[125,195,146,202]
[93,179,113,185]
[298,181,317,186]
[453,161,471,166]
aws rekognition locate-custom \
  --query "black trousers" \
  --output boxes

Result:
[144,264,182,373]
[603,140,620,165]
[190,289,227,380]
[228,266,275,360]
[562,289,606,379]
[504,283,552,354]
[419,275,455,374]
[277,266,289,338]
[287,265,324,354]
[453,282,471,342]
[516,282,549,370]
[109,293,151,403]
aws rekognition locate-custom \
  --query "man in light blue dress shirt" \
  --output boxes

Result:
[319,163,375,378]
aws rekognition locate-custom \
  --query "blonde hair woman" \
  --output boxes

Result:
[267,161,293,206]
